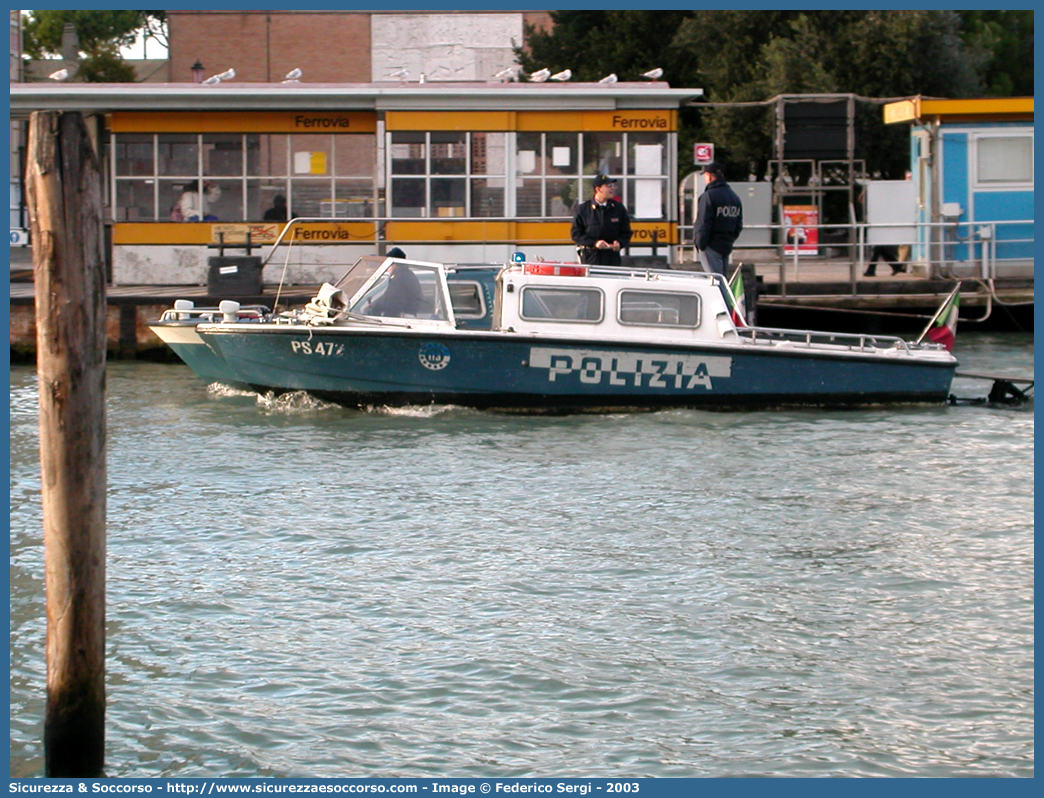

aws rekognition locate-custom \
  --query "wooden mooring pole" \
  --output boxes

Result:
[26,110,107,777]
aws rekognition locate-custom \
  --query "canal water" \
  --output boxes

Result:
[9,333,1034,778]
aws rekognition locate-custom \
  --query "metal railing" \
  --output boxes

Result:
[696,218,1035,295]
[736,325,918,353]
[259,215,1032,293]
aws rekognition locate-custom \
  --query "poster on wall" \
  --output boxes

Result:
[782,205,819,255]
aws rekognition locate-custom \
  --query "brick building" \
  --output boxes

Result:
[167,10,554,84]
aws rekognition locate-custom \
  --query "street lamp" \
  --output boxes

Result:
[191,60,205,83]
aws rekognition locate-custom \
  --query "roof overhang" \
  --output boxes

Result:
[884,96,1034,125]
[9,82,704,120]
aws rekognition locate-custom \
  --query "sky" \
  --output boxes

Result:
[17,10,169,60]
[123,30,167,60]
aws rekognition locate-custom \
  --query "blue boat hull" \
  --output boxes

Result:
[148,325,255,389]
[197,327,957,410]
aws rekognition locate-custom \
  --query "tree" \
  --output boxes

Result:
[76,48,137,84]
[516,10,697,83]
[22,10,167,83]
[961,11,1034,97]
[516,10,1020,184]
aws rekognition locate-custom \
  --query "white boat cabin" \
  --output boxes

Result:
[308,256,739,343]
[494,262,739,342]
[293,256,949,361]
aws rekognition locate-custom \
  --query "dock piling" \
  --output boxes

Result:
[27,110,108,777]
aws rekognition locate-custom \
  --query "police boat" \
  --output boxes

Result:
[149,253,959,411]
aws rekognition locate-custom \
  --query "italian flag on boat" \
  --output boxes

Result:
[728,269,747,327]
[918,284,960,351]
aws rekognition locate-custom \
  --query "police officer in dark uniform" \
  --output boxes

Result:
[693,162,743,279]
[571,174,632,266]
[367,261,424,317]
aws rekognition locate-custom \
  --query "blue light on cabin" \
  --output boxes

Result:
[512,252,526,262]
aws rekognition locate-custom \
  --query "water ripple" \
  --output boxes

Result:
[9,333,1034,778]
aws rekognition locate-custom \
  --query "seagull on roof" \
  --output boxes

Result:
[201,75,222,85]
[550,69,572,82]
[641,67,663,80]
[284,68,302,81]
[529,67,551,82]
[48,68,69,81]
[388,67,410,81]
[493,66,520,82]
[213,68,235,81]
[598,73,618,84]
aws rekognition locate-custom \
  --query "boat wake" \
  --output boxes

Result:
[205,381,468,417]
[255,390,340,414]
[365,403,468,418]
[206,382,257,399]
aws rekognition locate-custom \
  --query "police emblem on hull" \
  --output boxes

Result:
[419,342,451,371]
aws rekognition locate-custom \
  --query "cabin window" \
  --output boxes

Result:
[975,134,1033,186]
[618,290,700,327]
[448,281,487,319]
[520,287,603,323]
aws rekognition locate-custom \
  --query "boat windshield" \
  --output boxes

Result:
[350,262,450,321]
[333,255,387,300]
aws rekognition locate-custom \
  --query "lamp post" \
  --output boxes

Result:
[191,60,204,83]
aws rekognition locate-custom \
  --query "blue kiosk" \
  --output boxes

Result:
[883,96,1033,279]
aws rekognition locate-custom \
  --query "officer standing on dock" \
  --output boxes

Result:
[694,162,743,280]
[572,174,632,266]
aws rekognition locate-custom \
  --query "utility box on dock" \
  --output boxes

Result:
[207,256,263,297]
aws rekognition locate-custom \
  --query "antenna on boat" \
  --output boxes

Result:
[271,218,304,313]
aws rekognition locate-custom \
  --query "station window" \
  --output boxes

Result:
[515,130,668,220]
[516,131,581,218]
[388,131,506,218]
[114,134,154,176]
[111,132,377,222]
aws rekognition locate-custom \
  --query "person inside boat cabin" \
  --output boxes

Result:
[367,258,424,317]
[571,174,632,267]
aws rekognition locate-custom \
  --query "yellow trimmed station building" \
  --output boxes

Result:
[11,81,702,285]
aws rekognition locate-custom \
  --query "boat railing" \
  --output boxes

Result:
[158,302,271,322]
[583,264,719,283]
[736,324,918,354]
